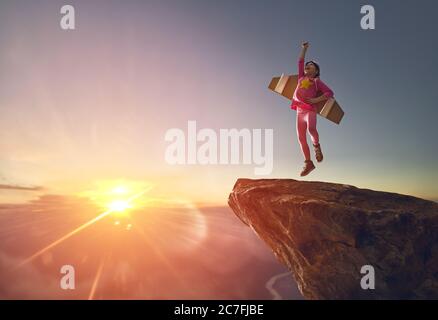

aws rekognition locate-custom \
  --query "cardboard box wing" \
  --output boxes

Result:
[268,74,344,125]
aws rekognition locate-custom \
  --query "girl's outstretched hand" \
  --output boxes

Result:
[299,42,309,61]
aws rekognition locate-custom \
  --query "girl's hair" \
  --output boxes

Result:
[306,60,320,77]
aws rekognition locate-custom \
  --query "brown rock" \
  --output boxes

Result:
[228,179,438,299]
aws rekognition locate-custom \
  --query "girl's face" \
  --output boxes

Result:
[304,63,318,77]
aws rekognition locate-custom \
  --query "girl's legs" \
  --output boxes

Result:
[296,108,320,175]
[296,109,311,160]
[307,110,319,145]
[307,110,323,162]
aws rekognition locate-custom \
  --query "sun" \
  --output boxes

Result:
[107,199,132,213]
[78,180,154,213]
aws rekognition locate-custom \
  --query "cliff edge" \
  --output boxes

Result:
[228,179,438,299]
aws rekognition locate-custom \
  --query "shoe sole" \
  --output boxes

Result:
[300,166,316,177]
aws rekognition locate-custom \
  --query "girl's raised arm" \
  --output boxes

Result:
[298,42,309,77]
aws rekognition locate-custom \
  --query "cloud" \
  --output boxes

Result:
[0,184,44,191]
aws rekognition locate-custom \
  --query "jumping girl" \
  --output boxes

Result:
[291,42,334,176]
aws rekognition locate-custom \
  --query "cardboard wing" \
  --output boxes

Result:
[268,74,344,125]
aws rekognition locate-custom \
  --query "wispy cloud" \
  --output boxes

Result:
[0,184,44,191]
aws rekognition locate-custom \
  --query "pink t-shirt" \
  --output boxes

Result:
[291,58,334,112]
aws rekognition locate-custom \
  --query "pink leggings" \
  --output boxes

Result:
[296,108,319,161]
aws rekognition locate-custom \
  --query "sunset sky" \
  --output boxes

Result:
[1,0,437,205]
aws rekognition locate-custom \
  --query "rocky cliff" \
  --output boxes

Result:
[228,179,438,299]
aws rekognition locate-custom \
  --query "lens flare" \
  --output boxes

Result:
[107,199,132,212]
[78,180,154,211]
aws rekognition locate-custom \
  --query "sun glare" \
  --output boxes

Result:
[112,186,128,194]
[17,181,153,269]
[79,180,154,212]
[108,199,132,212]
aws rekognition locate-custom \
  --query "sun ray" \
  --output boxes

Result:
[15,209,113,269]
[88,257,106,300]
[15,190,146,269]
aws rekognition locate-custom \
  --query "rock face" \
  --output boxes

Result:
[228,179,438,299]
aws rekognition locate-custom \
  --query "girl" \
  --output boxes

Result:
[291,42,334,176]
